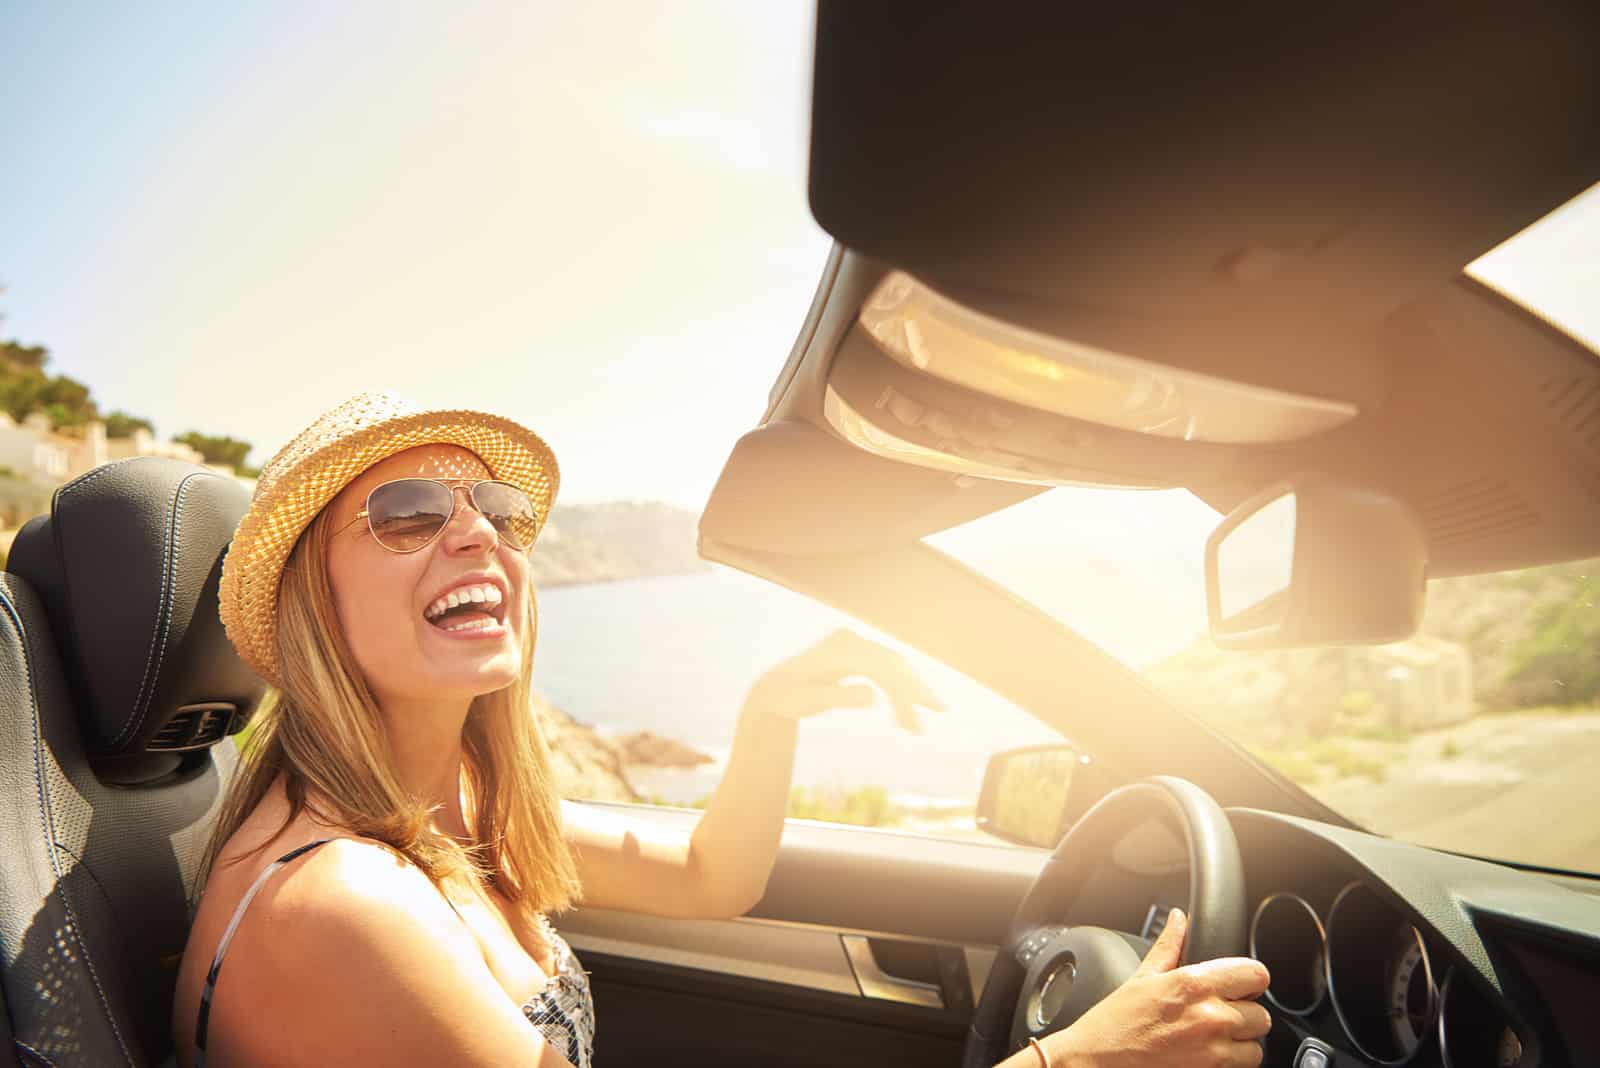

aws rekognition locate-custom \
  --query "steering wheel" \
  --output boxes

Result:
[961,777,1248,1068]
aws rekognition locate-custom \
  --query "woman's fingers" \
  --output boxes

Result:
[1229,999,1273,1040]
[1133,907,1188,976]
[1221,1037,1267,1068]
[769,629,944,729]
[1181,956,1271,1001]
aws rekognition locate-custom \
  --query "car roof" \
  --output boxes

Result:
[702,6,1600,578]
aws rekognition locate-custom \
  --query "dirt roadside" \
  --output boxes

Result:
[1307,710,1600,874]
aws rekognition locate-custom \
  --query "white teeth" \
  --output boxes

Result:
[441,615,497,633]
[424,582,505,622]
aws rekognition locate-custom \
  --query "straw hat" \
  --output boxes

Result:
[218,391,559,686]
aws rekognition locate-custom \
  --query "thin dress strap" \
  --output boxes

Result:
[193,838,334,1066]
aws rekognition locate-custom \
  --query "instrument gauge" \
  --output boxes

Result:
[1439,968,1527,1068]
[1387,929,1435,1056]
[1326,881,1439,1065]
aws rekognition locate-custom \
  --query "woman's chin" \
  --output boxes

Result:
[417,633,522,694]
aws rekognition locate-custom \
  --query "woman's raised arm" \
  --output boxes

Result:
[563,629,939,919]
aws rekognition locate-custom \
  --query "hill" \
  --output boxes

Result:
[530,499,707,587]
[1144,557,1598,750]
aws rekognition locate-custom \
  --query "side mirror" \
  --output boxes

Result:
[975,744,1114,849]
[1205,476,1427,650]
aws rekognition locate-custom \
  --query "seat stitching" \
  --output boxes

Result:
[53,461,123,501]
[117,471,219,750]
[14,1040,60,1067]
[119,475,182,748]
[0,586,138,1067]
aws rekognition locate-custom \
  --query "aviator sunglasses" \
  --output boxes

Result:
[343,478,541,553]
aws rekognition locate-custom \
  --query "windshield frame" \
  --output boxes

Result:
[700,528,1354,828]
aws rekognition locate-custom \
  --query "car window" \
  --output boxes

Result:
[936,488,1600,876]
[536,562,1060,843]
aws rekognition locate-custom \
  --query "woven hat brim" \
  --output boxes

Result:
[218,408,558,687]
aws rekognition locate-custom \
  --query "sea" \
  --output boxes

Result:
[534,568,1061,806]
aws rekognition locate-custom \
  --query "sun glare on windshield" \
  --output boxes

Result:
[1467,181,1600,357]
[935,490,1600,876]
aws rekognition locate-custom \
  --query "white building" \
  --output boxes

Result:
[0,414,227,486]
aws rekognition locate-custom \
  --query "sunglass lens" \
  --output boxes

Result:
[367,479,454,551]
[471,481,539,549]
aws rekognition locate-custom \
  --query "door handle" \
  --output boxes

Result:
[840,935,945,1009]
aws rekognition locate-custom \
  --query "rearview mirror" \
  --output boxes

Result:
[975,744,1114,849]
[1205,477,1427,650]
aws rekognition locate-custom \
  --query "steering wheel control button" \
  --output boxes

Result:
[1016,928,1059,964]
[1293,1037,1336,1068]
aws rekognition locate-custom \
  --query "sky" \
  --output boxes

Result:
[1,4,1595,515]
[1,2,829,506]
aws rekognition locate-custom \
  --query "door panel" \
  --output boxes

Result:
[560,807,1047,1067]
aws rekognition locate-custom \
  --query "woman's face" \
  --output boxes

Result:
[324,444,532,710]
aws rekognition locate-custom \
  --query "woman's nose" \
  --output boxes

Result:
[439,485,499,553]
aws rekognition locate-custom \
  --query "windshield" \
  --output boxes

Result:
[931,488,1600,875]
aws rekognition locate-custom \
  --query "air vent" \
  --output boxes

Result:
[1416,477,1539,548]
[1542,375,1600,458]
[147,703,236,752]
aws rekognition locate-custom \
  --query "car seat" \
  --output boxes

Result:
[0,458,264,1067]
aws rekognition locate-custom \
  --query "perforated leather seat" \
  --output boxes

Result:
[1,458,265,1067]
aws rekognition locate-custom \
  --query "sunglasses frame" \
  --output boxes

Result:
[345,477,539,554]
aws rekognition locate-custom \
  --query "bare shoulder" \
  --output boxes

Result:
[270,836,454,926]
[189,837,565,1067]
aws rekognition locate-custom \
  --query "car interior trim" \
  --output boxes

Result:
[562,908,863,999]
[1248,891,1328,1017]
[563,906,999,1009]
[841,934,944,1009]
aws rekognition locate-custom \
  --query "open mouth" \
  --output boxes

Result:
[422,582,508,633]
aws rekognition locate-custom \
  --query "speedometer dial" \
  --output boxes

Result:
[1387,929,1435,1056]
[1327,881,1440,1065]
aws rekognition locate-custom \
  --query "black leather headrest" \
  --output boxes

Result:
[8,457,264,764]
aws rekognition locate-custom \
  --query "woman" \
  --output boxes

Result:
[173,393,1270,1067]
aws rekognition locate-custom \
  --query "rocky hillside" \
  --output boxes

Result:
[530,500,707,587]
[535,692,713,805]
[1146,557,1598,746]
[1420,557,1597,708]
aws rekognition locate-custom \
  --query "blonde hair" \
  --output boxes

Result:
[200,504,581,915]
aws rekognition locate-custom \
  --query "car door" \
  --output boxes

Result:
[561,807,1044,1067]
[535,563,1073,1067]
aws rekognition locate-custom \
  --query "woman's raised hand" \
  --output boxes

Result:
[1038,909,1272,1068]
[744,628,942,732]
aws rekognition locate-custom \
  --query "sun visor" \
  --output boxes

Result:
[699,420,1040,557]
[819,281,1364,491]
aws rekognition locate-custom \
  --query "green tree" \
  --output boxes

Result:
[104,410,155,438]
[0,340,49,372]
[0,340,98,427]
[1507,574,1600,706]
[174,431,254,471]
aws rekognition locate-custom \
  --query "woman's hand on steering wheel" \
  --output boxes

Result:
[1035,909,1271,1068]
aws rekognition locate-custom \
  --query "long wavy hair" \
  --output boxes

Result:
[199,502,582,915]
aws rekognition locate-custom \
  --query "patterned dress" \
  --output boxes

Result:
[521,914,596,1068]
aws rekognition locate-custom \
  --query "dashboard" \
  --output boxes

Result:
[1251,880,1515,1067]
[1235,811,1600,1068]
[1068,809,1600,1068]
